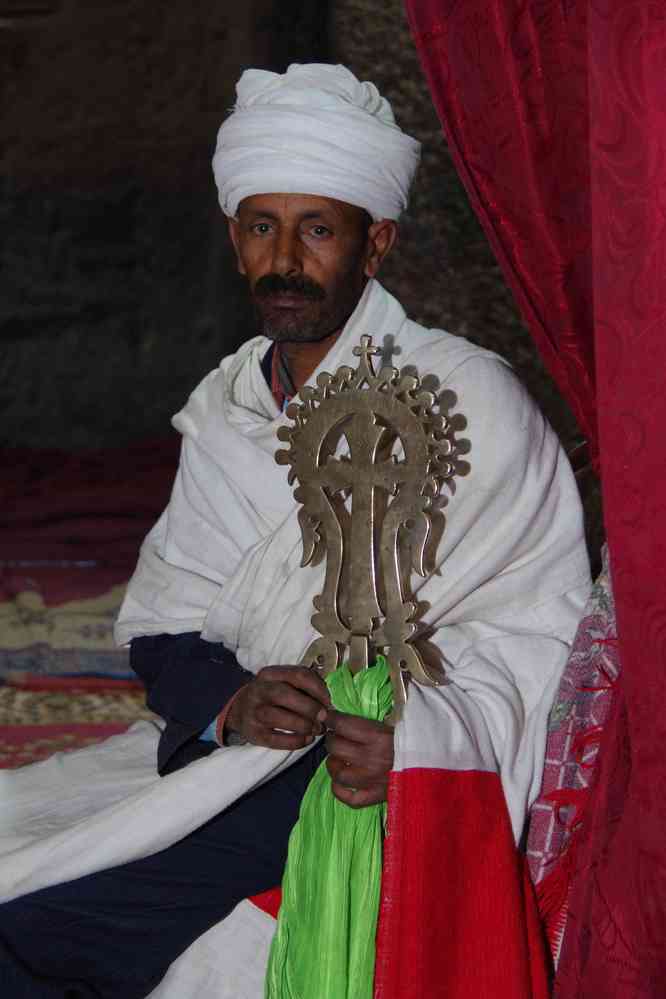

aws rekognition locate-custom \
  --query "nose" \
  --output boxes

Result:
[271,228,302,277]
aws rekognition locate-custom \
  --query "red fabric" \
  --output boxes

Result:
[405,2,666,994]
[555,6,666,993]
[404,0,596,466]
[249,886,282,921]
[527,565,620,963]
[374,768,548,999]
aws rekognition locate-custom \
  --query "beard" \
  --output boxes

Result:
[251,272,361,343]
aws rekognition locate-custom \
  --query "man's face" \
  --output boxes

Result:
[228,193,375,343]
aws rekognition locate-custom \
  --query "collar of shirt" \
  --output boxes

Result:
[266,342,295,412]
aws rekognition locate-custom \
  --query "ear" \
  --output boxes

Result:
[364,220,398,279]
[227,217,246,276]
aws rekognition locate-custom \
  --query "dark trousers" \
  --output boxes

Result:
[0,742,325,999]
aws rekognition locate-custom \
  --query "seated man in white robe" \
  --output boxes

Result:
[0,64,591,999]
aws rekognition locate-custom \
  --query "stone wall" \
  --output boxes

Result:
[1,0,327,448]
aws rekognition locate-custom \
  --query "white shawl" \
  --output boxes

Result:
[0,280,590,992]
[115,278,590,832]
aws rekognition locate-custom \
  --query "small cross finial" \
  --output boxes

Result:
[353,334,381,357]
[353,334,381,366]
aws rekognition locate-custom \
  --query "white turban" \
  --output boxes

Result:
[212,63,421,221]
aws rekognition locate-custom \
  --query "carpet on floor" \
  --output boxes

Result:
[0,440,176,766]
[0,673,154,769]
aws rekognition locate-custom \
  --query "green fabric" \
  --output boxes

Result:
[265,657,394,999]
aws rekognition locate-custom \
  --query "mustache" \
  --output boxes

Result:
[254,273,326,302]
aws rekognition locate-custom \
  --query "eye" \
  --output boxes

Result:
[251,222,273,235]
[309,224,332,239]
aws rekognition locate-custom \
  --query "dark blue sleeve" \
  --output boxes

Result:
[129,632,252,775]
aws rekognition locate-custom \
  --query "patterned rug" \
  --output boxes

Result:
[0,441,176,769]
[0,438,180,684]
[0,675,154,769]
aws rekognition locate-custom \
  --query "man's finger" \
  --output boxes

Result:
[331,782,387,809]
[250,727,315,751]
[325,709,392,742]
[325,732,393,772]
[261,681,328,726]
[256,704,321,736]
[260,666,331,707]
[327,756,387,790]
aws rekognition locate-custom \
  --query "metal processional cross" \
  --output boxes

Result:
[275,335,466,719]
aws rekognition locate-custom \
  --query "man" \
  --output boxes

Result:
[0,65,590,998]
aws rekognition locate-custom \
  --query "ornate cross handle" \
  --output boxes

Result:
[275,335,467,719]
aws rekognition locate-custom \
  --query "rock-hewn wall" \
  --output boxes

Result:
[1,1,326,448]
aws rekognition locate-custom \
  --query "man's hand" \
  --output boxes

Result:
[325,711,394,808]
[225,666,331,750]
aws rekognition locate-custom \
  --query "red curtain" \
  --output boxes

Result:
[405,1,666,995]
